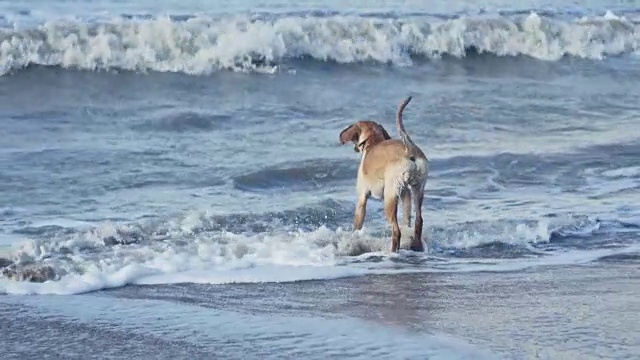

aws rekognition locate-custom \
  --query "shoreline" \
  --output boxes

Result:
[100,258,640,359]
[0,258,638,359]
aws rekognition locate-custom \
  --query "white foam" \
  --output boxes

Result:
[28,218,96,230]
[0,224,372,295]
[601,166,640,178]
[440,218,555,249]
[0,210,630,295]
[0,261,366,295]
[0,11,638,75]
[135,264,367,286]
[580,173,640,198]
[4,240,637,295]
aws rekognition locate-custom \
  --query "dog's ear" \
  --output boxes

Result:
[339,124,360,145]
[375,123,391,141]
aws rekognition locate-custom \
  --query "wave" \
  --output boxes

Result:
[132,111,232,133]
[233,159,356,192]
[1,200,637,295]
[1,10,638,76]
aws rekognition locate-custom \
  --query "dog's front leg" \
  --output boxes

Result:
[354,193,368,230]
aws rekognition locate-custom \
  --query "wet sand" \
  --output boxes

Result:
[2,257,639,359]
[108,258,640,359]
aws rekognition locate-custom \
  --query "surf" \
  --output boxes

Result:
[1,11,638,76]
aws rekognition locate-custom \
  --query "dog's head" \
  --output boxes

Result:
[339,120,391,153]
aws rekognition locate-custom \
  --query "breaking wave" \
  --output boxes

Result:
[1,10,638,75]
[1,200,637,295]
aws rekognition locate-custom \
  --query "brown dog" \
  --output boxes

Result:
[339,96,428,252]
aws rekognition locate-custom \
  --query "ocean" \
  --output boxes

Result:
[1,0,639,359]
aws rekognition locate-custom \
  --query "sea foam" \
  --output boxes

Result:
[0,11,638,75]
[0,208,634,295]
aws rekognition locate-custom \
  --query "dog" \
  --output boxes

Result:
[339,96,428,252]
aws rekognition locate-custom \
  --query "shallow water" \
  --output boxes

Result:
[1,0,639,358]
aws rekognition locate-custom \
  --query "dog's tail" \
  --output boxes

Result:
[396,96,416,151]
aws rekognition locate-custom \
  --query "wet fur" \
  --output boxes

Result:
[339,96,428,252]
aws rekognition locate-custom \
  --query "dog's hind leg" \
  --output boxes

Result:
[401,187,412,228]
[409,184,425,252]
[384,188,401,253]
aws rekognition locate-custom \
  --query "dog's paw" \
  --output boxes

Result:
[409,243,425,252]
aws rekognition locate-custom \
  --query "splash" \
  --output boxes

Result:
[0,11,638,75]
[0,204,632,295]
